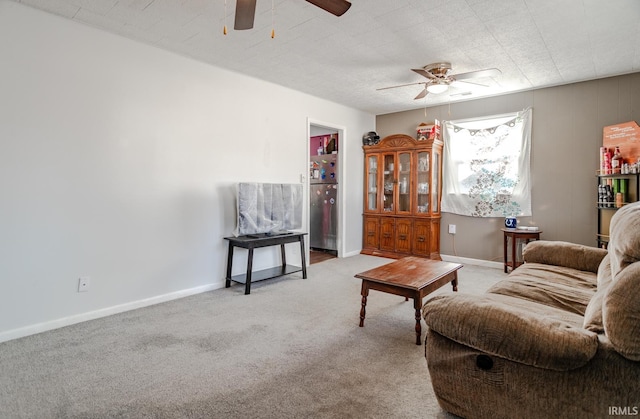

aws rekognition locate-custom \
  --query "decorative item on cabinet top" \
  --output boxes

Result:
[417,120,441,141]
[362,131,380,146]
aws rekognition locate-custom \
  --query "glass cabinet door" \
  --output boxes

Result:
[383,154,395,212]
[416,151,430,214]
[366,155,378,211]
[398,152,411,212]
[432,149,440,213]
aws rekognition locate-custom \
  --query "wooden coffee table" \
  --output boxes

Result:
[356,256,462,345]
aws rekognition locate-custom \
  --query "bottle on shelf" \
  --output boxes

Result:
[606,183,614,207]
[619,178,627,203]
[611,146,623,173]
[601,147,612,174]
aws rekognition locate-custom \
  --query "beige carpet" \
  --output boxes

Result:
[0,254,506,418]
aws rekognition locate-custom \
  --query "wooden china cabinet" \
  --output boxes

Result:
[361,134,443,259]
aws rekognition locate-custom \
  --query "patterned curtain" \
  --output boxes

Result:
[441,108,532,217]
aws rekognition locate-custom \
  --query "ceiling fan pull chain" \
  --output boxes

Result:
[223,0,228,35]
[271,0,275,38]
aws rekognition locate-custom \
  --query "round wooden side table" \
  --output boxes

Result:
[501,228,542,273]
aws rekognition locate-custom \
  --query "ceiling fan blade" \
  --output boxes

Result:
[450,91,473,97]
[411,68,437,79]
[234,0,257,30]
[453,79,489,88]
[305,0,352,16]
[377,82,426,91]
[414,88,429,100]
[452,68,501,81]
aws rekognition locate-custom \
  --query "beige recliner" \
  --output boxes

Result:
[422,201,640,419]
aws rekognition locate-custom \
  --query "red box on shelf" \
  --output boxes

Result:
[603,121,640,165]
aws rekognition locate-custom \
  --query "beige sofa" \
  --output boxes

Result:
[422,201,640,419]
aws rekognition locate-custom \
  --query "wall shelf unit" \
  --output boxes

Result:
[596,172,639,248]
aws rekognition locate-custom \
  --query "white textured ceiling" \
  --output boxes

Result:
[10,0,640,114]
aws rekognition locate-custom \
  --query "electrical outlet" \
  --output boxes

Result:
[78,277,90,292]
[448,224,456,234]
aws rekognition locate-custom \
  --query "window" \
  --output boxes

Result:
[441,108,532,217]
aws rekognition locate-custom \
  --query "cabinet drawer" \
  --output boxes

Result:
[363,216,380,249]
[429,218,441,258]
[413,220,431,256]
[396,219,412,254]
[380,218,395,251]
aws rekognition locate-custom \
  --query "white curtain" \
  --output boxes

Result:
[441,108,532,217]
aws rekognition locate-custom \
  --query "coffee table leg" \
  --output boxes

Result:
[359,281,369,327]
[451,271,458,292]
[414,297,422,345]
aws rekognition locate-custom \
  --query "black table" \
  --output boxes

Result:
[224,232,307,294]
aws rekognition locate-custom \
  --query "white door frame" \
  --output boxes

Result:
[306,118,346,261]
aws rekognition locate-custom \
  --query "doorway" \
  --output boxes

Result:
[307,119,345,264]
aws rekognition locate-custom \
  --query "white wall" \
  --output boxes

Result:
[0,1,374,341]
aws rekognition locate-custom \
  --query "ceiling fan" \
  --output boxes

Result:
[234,0,352,30]
[377,62,501,100]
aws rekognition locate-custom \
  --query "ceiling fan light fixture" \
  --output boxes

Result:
[426,83,449,94]
[380,62,499,100]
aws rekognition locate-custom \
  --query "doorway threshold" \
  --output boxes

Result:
[310,248,337,264]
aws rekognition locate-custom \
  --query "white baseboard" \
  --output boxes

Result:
[440,254,503,270]
[1,255,501,343]
[0,282,225,344]
[342,249,362,258]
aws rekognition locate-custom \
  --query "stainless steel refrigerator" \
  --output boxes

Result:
[309,154,338,252]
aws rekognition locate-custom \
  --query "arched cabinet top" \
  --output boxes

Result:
[363,134,442,151]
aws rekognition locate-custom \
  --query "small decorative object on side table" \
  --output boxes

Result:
[502,228,542,273]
